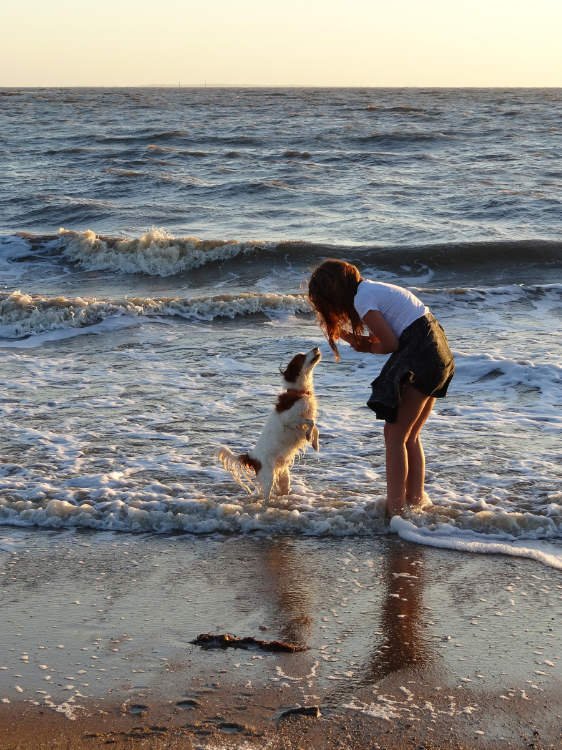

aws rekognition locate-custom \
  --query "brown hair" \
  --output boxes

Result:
[308,259,364,360]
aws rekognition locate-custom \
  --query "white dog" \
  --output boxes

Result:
[218,347,321,502]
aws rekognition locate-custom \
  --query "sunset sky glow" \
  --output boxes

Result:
[1,0,561,87]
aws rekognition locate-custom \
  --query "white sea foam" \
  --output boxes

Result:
[1,477,559,570]
[0,315,143,348]
[0,488,388,537]
[455,350,562,415]
[344,696,401,721]
[0,289,310,340]
[1,437,560,563]
[58,228,271,276]
[0,266,560,570]
[0,320,559,568]
[391,516,562,570]
[343,690,480,722]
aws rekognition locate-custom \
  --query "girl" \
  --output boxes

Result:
[308,259,454,518]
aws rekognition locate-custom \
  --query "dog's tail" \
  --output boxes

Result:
[217,447,262,494]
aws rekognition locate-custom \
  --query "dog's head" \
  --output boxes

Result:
[281,347,321,389]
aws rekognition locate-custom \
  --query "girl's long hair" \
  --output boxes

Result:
[308,259,364,360]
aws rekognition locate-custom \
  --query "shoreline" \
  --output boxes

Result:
[1,529,561,748]
[1,678,561,750]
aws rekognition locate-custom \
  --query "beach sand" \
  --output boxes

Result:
[0,529,560,749]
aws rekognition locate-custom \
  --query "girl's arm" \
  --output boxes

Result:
[339,311,399,354]
[363,310,399,353]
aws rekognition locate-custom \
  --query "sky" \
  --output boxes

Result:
[1,0,561,87]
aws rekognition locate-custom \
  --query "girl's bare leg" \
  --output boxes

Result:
[405,397,435,506]
[383,386,430,518]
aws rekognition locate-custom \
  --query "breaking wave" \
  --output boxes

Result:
[6,229,561,279]
[0,486,559,569]
[57,228,271,276]
[0,289,310,339]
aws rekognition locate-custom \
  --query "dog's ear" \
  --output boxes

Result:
[282,353,306,383]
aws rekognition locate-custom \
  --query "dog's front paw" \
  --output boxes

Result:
[311,425,319,452]
[301,418,315,441]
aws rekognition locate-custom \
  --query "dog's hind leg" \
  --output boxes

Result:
[277,467,291,496]
[258,465,275,503]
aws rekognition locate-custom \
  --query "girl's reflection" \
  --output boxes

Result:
[365,542,429,683]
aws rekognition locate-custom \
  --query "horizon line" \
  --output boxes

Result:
[1,84,561,90]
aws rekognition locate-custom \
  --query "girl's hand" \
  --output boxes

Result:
[338,330,355,346]
[339,330,379,352]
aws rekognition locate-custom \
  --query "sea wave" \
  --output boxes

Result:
[7,230,561,279]
[94,128,190,144]
[0,289,310,339]
[54,228,270,275]
[0,491,385,537]
[365,104,438,116]
[0,488,560,569]
[4,286,559,342]
[354,130,453,146]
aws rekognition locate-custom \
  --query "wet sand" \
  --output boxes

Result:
[0,529,561,749]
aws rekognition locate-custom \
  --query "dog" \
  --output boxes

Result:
[218,346,321,502]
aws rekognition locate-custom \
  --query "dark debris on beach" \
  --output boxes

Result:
[190,632,308,652]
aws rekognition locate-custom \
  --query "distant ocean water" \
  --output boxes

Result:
[0,88,561,568]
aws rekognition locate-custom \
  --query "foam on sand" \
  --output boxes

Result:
[391,515,562,570]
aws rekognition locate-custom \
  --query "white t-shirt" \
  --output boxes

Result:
[354,280,428,338]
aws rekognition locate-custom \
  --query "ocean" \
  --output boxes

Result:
[0,87,561,569]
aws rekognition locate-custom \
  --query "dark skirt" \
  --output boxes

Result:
[366,313,455,423]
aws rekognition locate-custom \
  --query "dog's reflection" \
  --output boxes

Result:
[262,540,314,647]
[259,539,429,679]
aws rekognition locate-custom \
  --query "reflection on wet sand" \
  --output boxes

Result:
[365,543,430,683]
[260,539,432,688]
[262,539,314,647]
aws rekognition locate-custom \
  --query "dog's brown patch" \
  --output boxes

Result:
[282,353,306,383]
[239,452,261,474]
[276,389,306,413]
